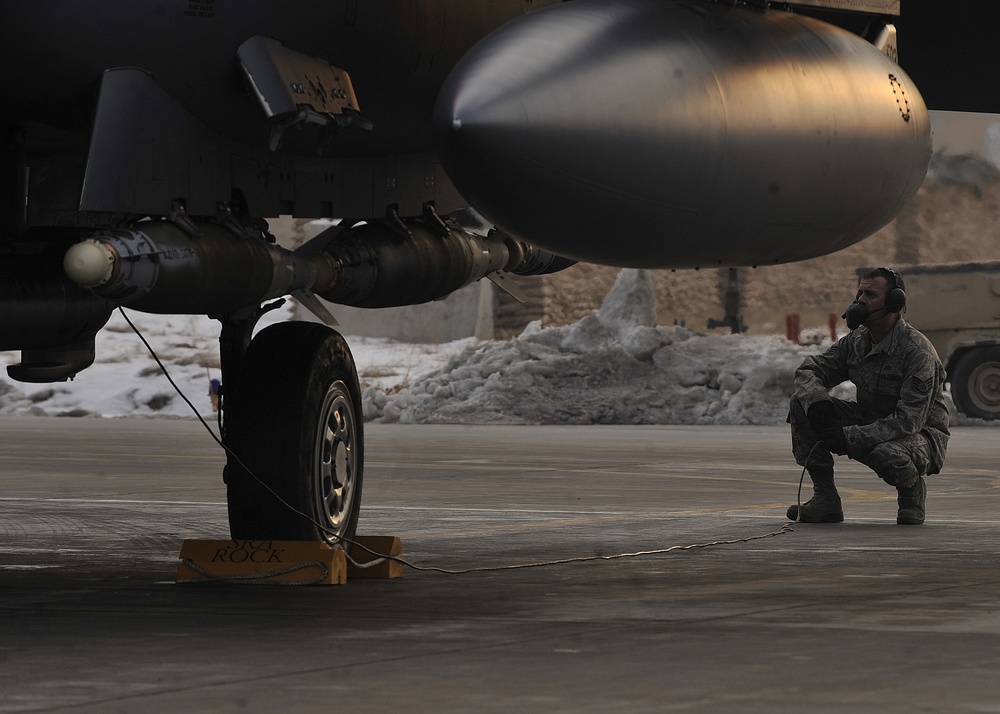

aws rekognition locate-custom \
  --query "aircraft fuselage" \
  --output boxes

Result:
[1,0,554,156]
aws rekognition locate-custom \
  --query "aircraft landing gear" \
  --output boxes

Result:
[220,316,364,546]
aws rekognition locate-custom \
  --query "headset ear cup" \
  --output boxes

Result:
[886,287,906,313]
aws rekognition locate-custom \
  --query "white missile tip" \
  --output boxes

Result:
[452,118,462,131]
[64,239,115,288]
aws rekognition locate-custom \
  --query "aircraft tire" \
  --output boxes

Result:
[950,346,1000,420]
[226,321,364,546]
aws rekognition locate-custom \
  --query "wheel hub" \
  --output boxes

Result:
[315,380,358,542]
[968,360,1000,413]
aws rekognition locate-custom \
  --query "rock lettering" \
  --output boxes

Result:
[211,540,286,564]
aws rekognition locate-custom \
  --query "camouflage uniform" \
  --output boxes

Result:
[789,318,949,488]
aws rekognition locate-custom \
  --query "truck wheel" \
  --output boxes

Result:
[950,346,1000,420]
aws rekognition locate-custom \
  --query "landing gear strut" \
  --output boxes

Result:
[220,314,364,545]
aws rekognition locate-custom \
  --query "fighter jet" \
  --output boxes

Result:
[0,0,939,545]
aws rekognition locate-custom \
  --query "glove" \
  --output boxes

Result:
[807,401,839,433]
[818,427,848,455]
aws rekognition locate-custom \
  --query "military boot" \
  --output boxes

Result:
[896,476,926,525]
[786,474,844,523]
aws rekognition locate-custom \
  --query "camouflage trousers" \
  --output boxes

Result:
[789,395,932,489]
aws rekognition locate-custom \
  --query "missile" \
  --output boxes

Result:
[63,222,335,317]
[63,218,569,316]
[434,0,931,269]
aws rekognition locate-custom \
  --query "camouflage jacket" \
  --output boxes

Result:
[794,318,950,473]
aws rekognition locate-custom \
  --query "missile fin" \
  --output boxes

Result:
[292,289,339,327]
[486,271,527,304]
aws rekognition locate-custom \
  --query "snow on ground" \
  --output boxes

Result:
[1,269,975,426]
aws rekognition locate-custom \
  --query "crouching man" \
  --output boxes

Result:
[787,267,950,525]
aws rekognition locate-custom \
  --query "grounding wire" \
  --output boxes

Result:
[123,306,798,576]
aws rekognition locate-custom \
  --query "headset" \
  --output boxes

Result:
[856,266,906,314]
[882,267,907,313]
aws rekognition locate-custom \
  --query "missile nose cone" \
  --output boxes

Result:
[64,239,116,288]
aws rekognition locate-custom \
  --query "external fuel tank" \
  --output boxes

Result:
[434,0,931,268]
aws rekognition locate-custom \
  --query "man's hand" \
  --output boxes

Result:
[818,427,848,455]
[807,401,839,433]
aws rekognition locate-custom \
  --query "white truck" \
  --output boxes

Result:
[860,262,1000,420]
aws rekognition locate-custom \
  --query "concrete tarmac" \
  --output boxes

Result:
[1,416,998,712]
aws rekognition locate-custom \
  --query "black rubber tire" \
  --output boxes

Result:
[950,346,1000,420]
[226,322,364,544]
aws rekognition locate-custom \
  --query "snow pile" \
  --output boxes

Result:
[364,270,831,425]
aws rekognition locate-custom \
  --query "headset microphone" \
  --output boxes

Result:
[843,302,867,330]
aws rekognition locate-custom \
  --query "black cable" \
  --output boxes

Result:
[119,308,223,445]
